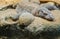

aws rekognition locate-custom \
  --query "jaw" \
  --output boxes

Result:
[37,12,55,21]
[44,14,55,21]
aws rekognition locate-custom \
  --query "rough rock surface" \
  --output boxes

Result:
[0,9,18,26]
[0,0,20,9]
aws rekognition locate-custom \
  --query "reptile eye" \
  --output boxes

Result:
[41,10,44,13]
[44,13,48,15]
[41,11,47,15]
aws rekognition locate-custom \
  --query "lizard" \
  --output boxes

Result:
[15,2,55,21]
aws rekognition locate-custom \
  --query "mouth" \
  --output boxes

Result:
[44,14,55,21]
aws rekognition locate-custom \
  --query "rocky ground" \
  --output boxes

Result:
[0,0,60,39]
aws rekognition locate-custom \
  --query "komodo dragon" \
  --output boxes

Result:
[15,2,56,21]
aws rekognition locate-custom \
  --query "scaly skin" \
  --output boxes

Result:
[37,7,54,21]
[16,2,55,21]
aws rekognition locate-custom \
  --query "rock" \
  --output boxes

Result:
[0,9,18,26]
[0,0,21,10]
[18,11,35,26]
[25,16,60,39]
[25,17,45,34]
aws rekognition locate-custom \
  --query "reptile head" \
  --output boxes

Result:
[37,7,55,21]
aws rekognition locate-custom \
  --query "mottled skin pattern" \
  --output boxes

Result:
[36,7,54,21]
[15,2,56,21]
